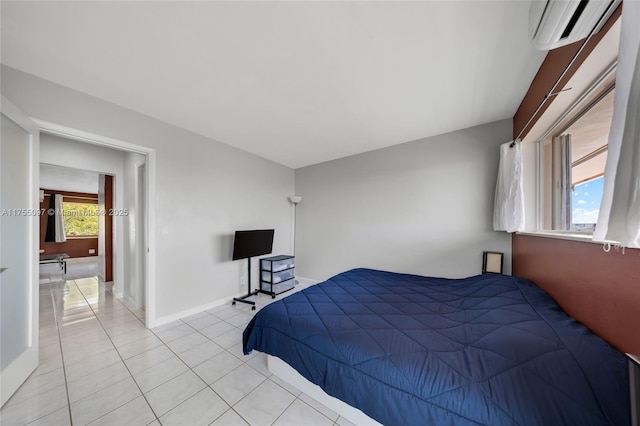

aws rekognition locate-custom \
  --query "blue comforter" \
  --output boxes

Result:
[243,269,629,425]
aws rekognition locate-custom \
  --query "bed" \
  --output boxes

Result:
[243,268,629,425]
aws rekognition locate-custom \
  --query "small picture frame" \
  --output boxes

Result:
[482,251,504,275]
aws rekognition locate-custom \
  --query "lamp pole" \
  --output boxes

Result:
[288,196,302,255]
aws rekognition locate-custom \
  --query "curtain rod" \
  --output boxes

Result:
[538,61,617,142]
[511,0,618,147]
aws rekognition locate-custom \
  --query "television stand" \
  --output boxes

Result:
[232,257,257,310]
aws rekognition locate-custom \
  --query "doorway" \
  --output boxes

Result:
[38,164,103,283]
[35,121,156,327]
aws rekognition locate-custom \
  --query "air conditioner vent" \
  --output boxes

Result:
[560,0,589,39]
[529,0,619,51]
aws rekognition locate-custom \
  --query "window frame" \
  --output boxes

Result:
[536,63,617,236]
[62,195,100,239]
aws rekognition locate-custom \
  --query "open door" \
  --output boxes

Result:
[0,97,40,406]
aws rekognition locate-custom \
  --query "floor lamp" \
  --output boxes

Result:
[289,196,302,254]
[289,196,302,286]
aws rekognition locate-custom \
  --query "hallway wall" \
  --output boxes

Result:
[4,66,294,325]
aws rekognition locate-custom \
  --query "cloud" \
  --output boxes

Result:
[572,208,600,224]
[584,192,589,196]
[577,200,587,205]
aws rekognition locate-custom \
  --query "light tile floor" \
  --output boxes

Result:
[1,266,356,426]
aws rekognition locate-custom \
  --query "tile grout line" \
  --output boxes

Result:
[146,309,264,424]
[156,314,271,424]
[79,279,251,423]
[148,317,246,421]
[37,270,329,426]
[10,281,66,425]
[201,298,329,426]
[232,294,341,426]
[146,321,216,420]
[190,311,256,426]
[140,312,273,422]
[71,278,163,425]
[32,267,150,425]
[48,280,75,426]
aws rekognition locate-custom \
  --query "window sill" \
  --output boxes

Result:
[516,231,596,244]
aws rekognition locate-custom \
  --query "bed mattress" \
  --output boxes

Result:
[243,268,629,425]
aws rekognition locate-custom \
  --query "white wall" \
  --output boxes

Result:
[40,164,99,194]
[122,151,146,308]
[294,119,513,281]
[40,134,125,175]
[3,66,294,324]
[40,133,126,294]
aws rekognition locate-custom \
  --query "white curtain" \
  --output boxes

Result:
[594,1,640,248]
[493,140,525,233]
[54,194,67,243]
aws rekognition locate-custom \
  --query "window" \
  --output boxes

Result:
[539,77,614,233]
[63,198,99,237]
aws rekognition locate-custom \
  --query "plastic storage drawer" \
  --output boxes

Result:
[269,281,295,294]
[262,269,294,283]
[262,258,294,272]
[260,255,295,298]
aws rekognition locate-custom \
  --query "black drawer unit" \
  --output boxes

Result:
[259,255,295,298]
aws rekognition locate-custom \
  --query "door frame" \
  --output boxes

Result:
[134,161,147,309]
[0,97,40,407]
[32,119,158,328]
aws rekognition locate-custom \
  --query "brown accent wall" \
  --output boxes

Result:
[513,4,622,140]
[39,189,99,258]
[510,5,636,353]
[104,175,114,282]
[513,234,640,354]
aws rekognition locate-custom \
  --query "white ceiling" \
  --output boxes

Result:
[1,1,546,169]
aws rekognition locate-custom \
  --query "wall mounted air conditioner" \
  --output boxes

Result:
[529,0,620,50]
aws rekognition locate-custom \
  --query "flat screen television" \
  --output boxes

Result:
[232,229,274,260]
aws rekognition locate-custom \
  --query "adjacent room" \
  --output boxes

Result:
[1,1,639,425]
[38,164,101,282]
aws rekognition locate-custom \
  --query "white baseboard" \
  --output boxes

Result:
[120,295,143,311]
[122,294,135,308]
[153,277,321,329]
[153,291,247,328]
[294,276,320,287]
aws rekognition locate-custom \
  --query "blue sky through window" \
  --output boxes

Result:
[572,176,604,224]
